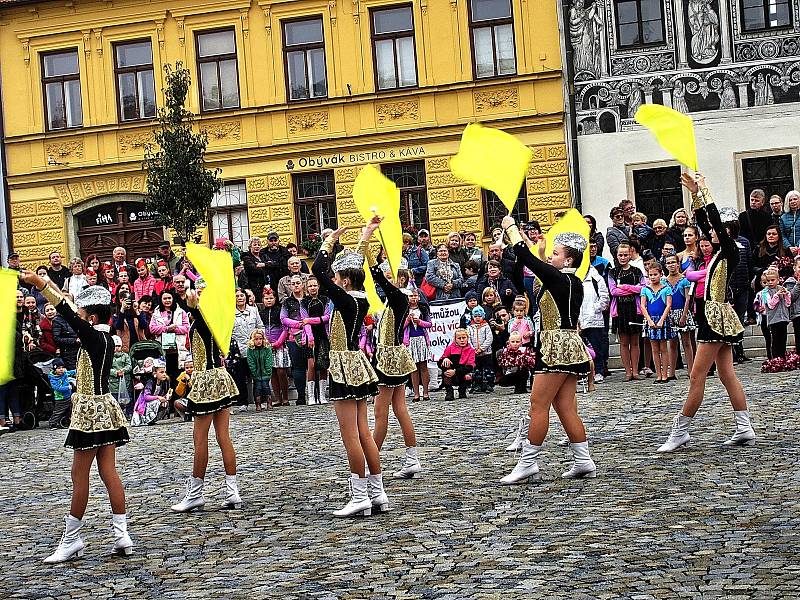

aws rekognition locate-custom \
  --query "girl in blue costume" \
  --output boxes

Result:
[664,253,696,378]
[640,262,675,384]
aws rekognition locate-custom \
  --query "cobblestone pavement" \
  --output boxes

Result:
[0,363,798,599]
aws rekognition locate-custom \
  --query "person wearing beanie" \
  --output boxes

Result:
[48,358,76,429]
[460,290,480,328]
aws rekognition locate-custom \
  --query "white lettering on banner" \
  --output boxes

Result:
[427,299,466,361]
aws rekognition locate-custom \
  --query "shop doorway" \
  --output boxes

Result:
[76,200,164,262]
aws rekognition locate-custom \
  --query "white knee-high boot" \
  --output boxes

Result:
[657,414,692,452]
[111,513,133,556]
[171,476,206,512]
[333,474,372,517]
[561,441,597,478]
[43,515,85,564]
[723,410,756,446]
[500,440,541,484]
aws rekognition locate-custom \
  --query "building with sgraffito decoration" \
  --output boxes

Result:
[0,0,572,265]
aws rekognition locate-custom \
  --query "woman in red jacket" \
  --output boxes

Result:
[38,303,59,355]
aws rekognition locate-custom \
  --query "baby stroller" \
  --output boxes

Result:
[17,349,56,430]
[129,340,165,417]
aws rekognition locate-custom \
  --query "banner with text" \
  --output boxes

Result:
[428,299,466,362]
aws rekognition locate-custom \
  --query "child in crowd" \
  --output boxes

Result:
[173,359,194,420]
[640,263,675,383]
[247,329,274,411]
[754,272,772,358]
[480,287,501,321]
[131,360,170,427]
[488,305,510,359]
[438,329,475,401]
[403,288,433,403]
[463,260,479,291]
[48,358,75,429]
[467,306,494,393]
[508,296,535,346]
[360,314,376,360]
[763,268,791,359]
[609,243,644,381]
[589,241,610,278]
[460,290,479,328]
[632,212,655,248]
[109,335,132,407]
[664,254,695,376]
[496,331,534,394]
[785,256,800,354]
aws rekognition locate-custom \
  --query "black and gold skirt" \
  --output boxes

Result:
[696,299,744,345]
[328,349,379,401]
[374,344,416,387]
[186,367,238,415]
[65,393,130,450]
[534,329,591,376]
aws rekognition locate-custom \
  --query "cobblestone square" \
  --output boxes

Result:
[0,363,797,599]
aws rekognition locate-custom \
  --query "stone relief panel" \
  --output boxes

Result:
[571,1,800,135]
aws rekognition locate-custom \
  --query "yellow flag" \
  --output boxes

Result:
[450,123,533,212]
[544,209,591,280]
[362,264,385,315]
[353,164,403,280]
[185,243,236,356]
[0,269,18,385]
[634,105,698,172]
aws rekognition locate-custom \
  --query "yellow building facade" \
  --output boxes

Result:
[0,0,570,264]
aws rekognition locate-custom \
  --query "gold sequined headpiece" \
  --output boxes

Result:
[554,232,588,253]
[331,249,364,272]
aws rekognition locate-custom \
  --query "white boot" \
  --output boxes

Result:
[222,474,242,509]
[723,410,756,446]
[657,414,693,452]
[367,473,389,513]
[306,381,317,405]
[111,513,133,556]
[171,476,206,512]
[505,415,530,451]
[43,515,84,564]
[318,380,329,404]
[500,440,541,485]
[333,474,372,517]
[561,441,597,478]
[393,447,422,479]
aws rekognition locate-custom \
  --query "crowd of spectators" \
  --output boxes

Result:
[2,187,800,431]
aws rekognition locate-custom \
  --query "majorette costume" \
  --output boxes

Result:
[312,238,379,402]
[39,284,129,450]
[185,303,239,416]
[691,188,745,345]
[511,231,590,377]
[361,247,416,388]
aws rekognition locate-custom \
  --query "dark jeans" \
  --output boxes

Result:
[582,327,608,374]
[769,321,788,359]
[0,381,21,420]
[499,370,529,392]
[287,341,307,404]
[794,317,800,354]
[761,322,773,359]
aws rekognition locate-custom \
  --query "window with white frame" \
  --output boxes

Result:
[42,49,83,130]
[469,0,516,79]
[283,18,328,101]
[371,5,417,90]
[210,181,250,248]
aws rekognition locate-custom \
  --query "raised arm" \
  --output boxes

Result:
[312,227,352,308]
[20,271,95,341]
[499,216,567,292]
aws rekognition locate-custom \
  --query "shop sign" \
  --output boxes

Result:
[286,145,426,171]
[126,207,158,223]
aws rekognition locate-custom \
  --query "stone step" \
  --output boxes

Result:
[604,325,793,368]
